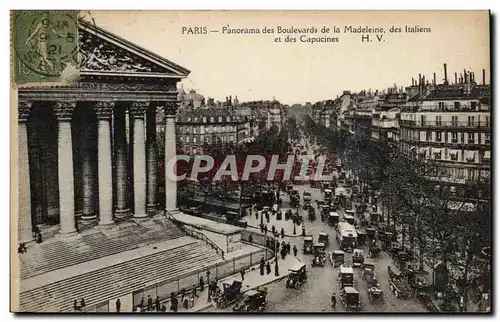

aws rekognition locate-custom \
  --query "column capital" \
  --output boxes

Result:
[162,101,180,117]
[94,102,115,119]
[18,101,33,121]
[54,102,77,120]
[130,102,150,118]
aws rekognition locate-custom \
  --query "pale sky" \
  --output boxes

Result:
[88,11,490,105]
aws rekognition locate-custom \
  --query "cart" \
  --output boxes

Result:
[331,250,345,268]
[324,188,333,201]
[365,227,377,241]
[233,288,268,312]
[370,212,381,225]
[303,200,311,210]
[352,249,365,268]
[308,206,316,222]
[338,264,354,288]
[367,278,383,303]
[217,281,243,308]
[313,242,326,255]
[303,191,312,202]
[286,262,307,289]
[356,230,367,246]
[341,286,361,311]
[328,212,339,227]
[318,232,329,246]
[303,236,314,254]
[343,214,355,225]
[312,248,326,267]
[362,260,376,281]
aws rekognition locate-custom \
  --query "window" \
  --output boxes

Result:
[193,127,197,134]
[438,102,445,109]
[200,135,204,142]
[450,151,458,161]
[203,117,207,123]
[193,148,197,154]
[221,136,226,142]
[468,116,475,126]
[454,102,460,109]
[471,101,477,110]
[436,115,442,126]
[186,136,190,143]
[204,136,209,143]
[218,116,222,122]
[210,117,214,122]
[188,117,192,122]
[221,126,225,132]
[420,115,426,126]
[179,137,184,142]
[214,126,218,133]
[193,137,197,143]
[451,116,458,126]
[468,133,475,144]
[461,132,465,143]
[434,150,442,160]
[229,135,234,142]
[466,151,476,162]
[436,131,442,142]
[485,133,490,145]
[451,132,458,143]
[426,131,432,142]
[194,117,198,122]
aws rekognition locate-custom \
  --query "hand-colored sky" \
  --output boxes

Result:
[88,10,490,104]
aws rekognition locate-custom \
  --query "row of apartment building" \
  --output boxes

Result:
[156,94,285,154]
[312,64,491,203]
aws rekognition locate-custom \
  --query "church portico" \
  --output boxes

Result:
[17,20,190,243]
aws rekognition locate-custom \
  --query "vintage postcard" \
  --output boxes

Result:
[10,10,491,313]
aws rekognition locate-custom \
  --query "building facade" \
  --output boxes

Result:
[399,68,490,201]
[17,20,189,244]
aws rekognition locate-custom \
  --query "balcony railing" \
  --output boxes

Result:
[400,120,490,129]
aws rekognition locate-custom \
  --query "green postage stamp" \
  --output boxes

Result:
[13,10,79,84]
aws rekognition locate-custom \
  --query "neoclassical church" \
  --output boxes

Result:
[17,19,189,243]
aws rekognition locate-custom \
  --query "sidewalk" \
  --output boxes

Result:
[157,251,301,312]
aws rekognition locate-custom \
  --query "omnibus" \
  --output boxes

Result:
[336,222,357,252]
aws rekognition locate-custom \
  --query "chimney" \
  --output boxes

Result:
[471,72,475,83]
[482,69,486,85]
[433,73,436,85]
[412,77,415,86]
[443,63,448,84]
[464,69,468,83]
[455,72,458,84]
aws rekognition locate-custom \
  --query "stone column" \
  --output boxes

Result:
[95,102,115,228]
[114,105,130,217]
[18,102,33,244]
[81,116,97,221]
[131,102,148,221]
[164,101,179,212]
[146,105,157,215]
[54,102,78,237]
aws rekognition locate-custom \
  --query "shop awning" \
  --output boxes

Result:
[466,151,476,161]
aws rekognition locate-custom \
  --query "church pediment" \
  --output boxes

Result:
[77,20,190,78]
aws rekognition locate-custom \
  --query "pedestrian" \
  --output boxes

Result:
[248,234,253,243]
[281,228,285,239]
[275,239,280,252]
[73,300,80,311]
[274,260,279,276]
[171,296,178,312]
[183,297,189,310]
[161,304,167,312]
[207,283,212,302]
[147,295,153,310]
[80,298,86,308]
[271,225,276,235]
[180,287,186,302]
[206,270,211,283]
[287,241,291,254]
[18,243,27,254]
[331,293,337,309]
[260,224,264,233]
[302,223,306,237]
[192,285,199,298]
[260,257,265,275]
[140,297,145,309]
[36,231,43,243]
[116,299,121,313]
[266,261,271,275]
[199,276,205,292]
[256,209,259,220]
[264,225,268,235]
[190,292,196,308]
[293,245,298,256]
[155,296,160,311]
[240,268,245,281]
